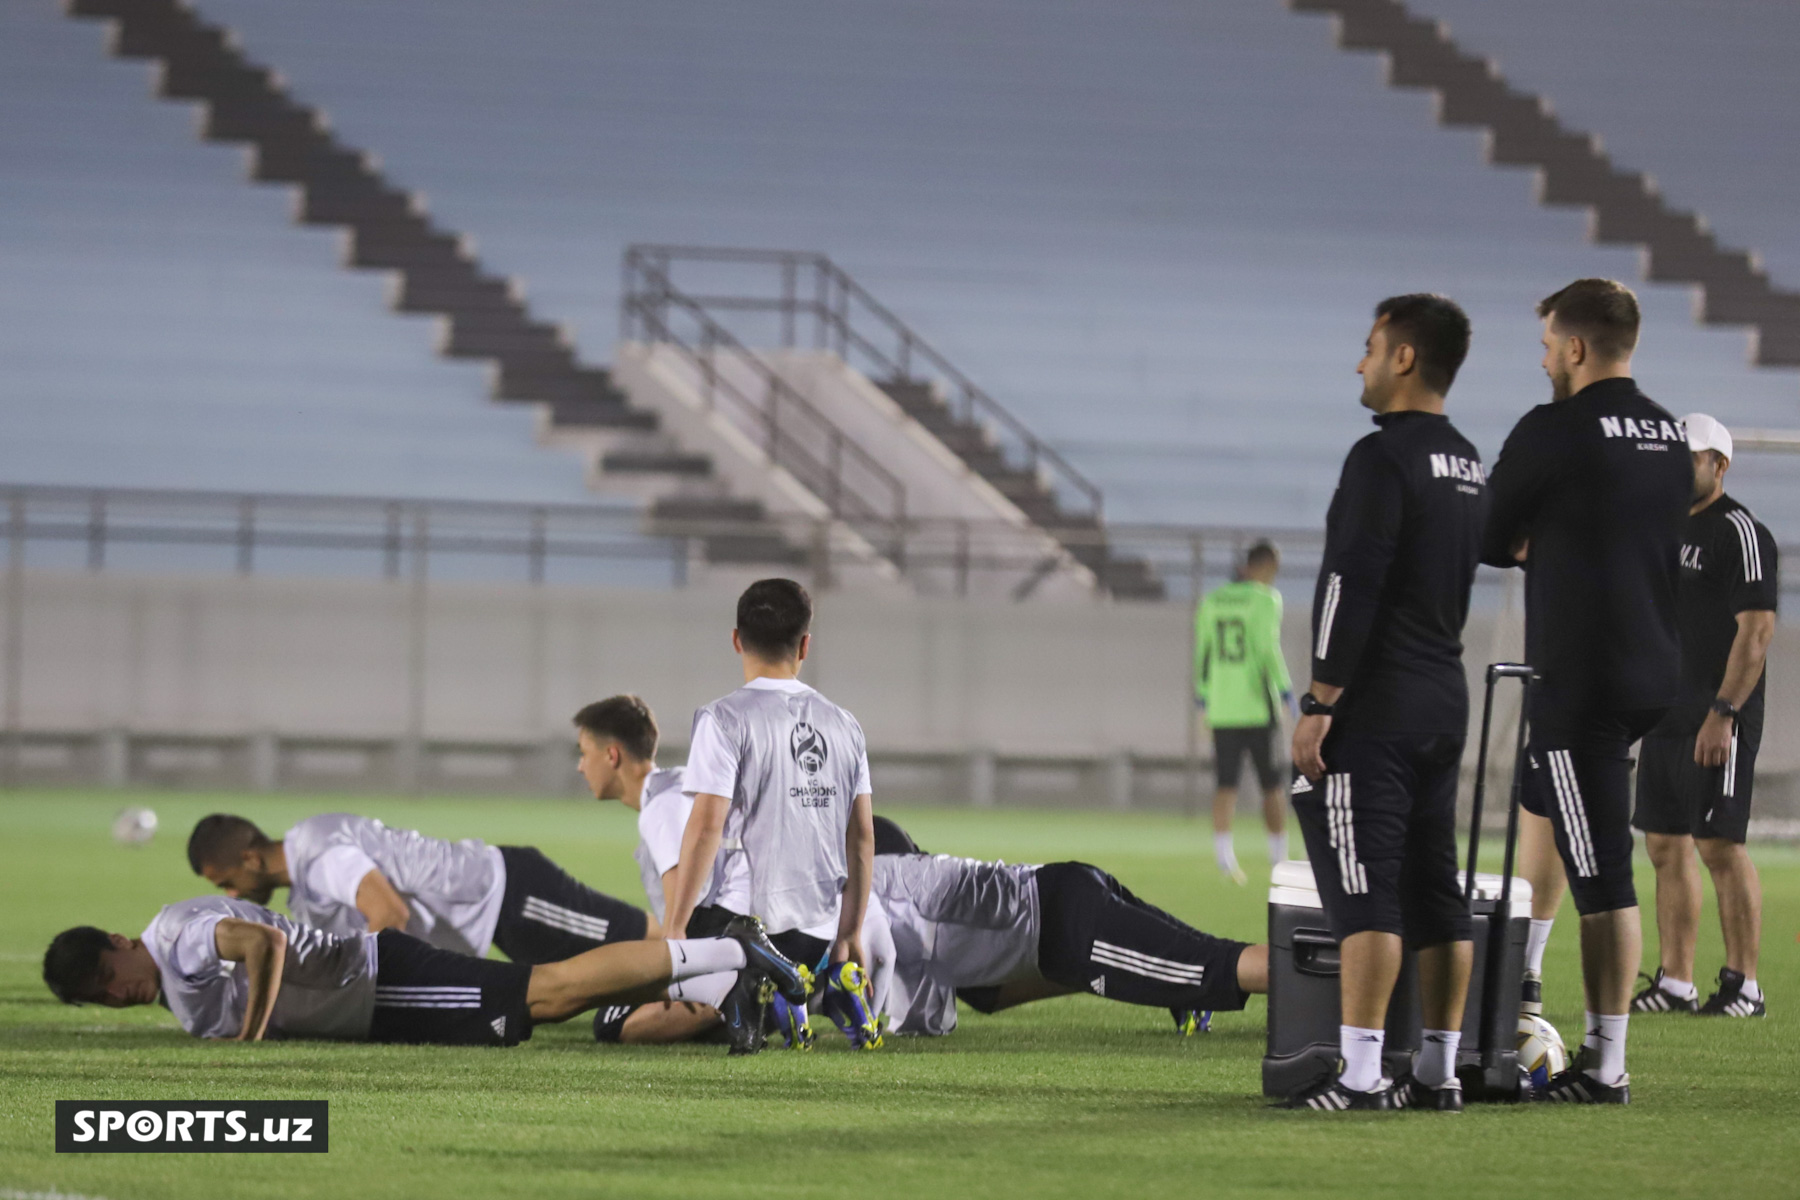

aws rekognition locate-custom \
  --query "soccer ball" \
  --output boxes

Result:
[1517,1013,1568,1094]
[111,806,158,846]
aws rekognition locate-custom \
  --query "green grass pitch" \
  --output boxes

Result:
[2,790,1797,1199]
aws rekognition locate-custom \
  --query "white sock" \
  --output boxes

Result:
[1582,1012,1629,1085]
[1740,978,1762,1002]
[1416,1028,1461,1089]
[1525,918,1553,975]
[1214,833,1240,874]
[1267,831,1288,865]
[1659,974,1698,1001]
[668,970,735,1009]
[665,938,746,982]
[1339,1025,1386,1092]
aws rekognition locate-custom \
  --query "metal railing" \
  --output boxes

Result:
[621,244,1105,519]
[619,255,908,551]
[15,482,1789,610]
[0,483,1335,602]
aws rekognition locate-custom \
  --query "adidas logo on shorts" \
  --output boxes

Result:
[1090,976,1106,996]
[491,1016,507,1039]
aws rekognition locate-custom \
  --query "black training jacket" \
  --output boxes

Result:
[1311,410,1488,736]
[1481,377,1692,714]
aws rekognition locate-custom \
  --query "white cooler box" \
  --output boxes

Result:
[1262,859,1533,1100]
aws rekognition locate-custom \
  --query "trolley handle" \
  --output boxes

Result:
[1462,662,1537,903]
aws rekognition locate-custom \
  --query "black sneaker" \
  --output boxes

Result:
[1630,968,1699,1014]
[1280,1072,1395,1111]
[719,968,774,1057]
[1538,1055,1630,1105]
[722,915,811,1006]
[1699,968,1766,1018]
[1520,969,1543,1016]
[1392,1070,1463,1112]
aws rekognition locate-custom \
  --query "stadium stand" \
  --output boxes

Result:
[1407,0,1800,292]
[165,0,1800,524]
[620,247,1162,598]
[5,0,1800,807]
[6,0,1797,533]
[48,0,867,575]
[1291,0,1800,371]
[0,0,604,506]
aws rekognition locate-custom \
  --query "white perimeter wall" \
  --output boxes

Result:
[6,568,1797,771]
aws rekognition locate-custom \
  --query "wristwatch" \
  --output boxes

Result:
[1299,693,1336,718]
[1710,698,1738,720]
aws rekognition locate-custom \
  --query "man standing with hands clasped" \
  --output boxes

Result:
[1287,294,1487,1112]
[1483,279,1692,1104]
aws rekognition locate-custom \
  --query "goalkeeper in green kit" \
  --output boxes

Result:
[1195,540,1294,883]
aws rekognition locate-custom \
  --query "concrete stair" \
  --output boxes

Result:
[876,380,1164,600]
[646,496,810,568]
[1291,0,1800,370]
[64,0,810,568]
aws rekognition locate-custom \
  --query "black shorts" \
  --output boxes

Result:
[1519,703,1664,916]
[369,929,533,1047]
[1214,724,1281,791]
[1633,714,1761,844]
[1289,733,1471,948]
[493,845,649,965]
[1034,861,1250,1013]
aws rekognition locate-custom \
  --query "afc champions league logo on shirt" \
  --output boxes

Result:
[790,722,829,776]
[789,723,837,807]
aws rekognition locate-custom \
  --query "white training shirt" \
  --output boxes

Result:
[638,760,892,1003]
[635,765,749,921]
[639,761,856,942]
[141,896,377,1041]
[872,854,1042,1036]
[684,676,873,934]
[282,814,507,958]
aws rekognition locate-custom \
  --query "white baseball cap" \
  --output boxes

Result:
[1684,412,1733,461]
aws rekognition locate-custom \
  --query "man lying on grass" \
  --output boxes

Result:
[41,895,806,1047]
[870,817,1270,1036]
[570,811,1271,1047]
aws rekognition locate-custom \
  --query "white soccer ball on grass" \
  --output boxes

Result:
[1517,1012,1568,1094]
[112,806,159,846]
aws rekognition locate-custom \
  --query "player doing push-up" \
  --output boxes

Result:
[186,809,649,965]
[41,896,805,1047]
[870,818,1267,1036]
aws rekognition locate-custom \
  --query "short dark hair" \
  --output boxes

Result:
[1374,293,1471,394]
[186,814,271,875]
[735,578,813,659]
[1537,278,1639,360]
[43,926,113,1004]
[1245,540,1279,569]
[872,815,927,856]
[572,695,659,762]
